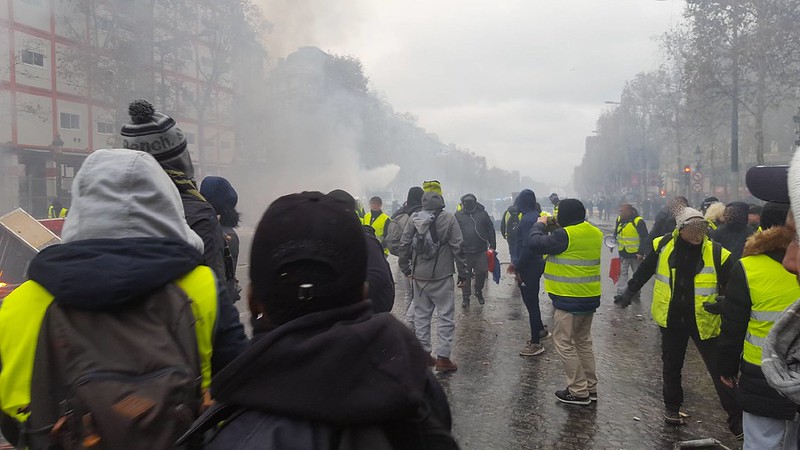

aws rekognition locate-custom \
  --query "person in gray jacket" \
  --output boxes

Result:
[399,191,468,373]
[454,193,496,307]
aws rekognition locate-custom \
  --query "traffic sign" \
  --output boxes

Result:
[692,172,703,182]
[691,182,703,193]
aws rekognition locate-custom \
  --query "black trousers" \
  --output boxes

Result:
[660,309,742,433]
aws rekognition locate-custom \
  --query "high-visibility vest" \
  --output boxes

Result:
[741,254,800,366]
[0,266,218,423]
[47,206,67,218]
[616,216,643,254]
[543,221,603,297]
[364,211,390,255]
[553,204,559,221]
[651,233,729,340]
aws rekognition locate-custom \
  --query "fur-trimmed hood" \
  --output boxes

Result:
[742,226,793,258]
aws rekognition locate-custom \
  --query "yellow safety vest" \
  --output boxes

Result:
[553,204,559,221]
[364,212,390,255]
[0,266,218,423]
[543,221,603,298]
[616,216,643,254]
[741,254,800,366]
[47,206,67,219]
[651,233,730,340]
[708,220,718,231]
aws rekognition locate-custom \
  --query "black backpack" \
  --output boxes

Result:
[25,284,203,450]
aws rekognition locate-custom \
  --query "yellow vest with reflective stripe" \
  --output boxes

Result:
[544,221,603,297]
[651,234,729,340]
[363,212,390,255]
[741,254,800,366]
[616,216,643,254]
[0,266,218,422]
[47,206,67,219]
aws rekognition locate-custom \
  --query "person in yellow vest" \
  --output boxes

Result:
[616,207,742,437]
[0,149,246,447]
[716,202,798,448]
[613,204,648,304]
[363,196,391,256]
[548,192,560,221]
[529,199,603,406]
[46,198,68,218]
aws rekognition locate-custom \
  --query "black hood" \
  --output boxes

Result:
[406,187,424,207]
[28,238,202,311]
[212,302,430,425]
[558,199,586,227]
[517,189,537,214]
[724,201,750,229]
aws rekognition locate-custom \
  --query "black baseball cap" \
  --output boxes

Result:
[746,165,789,204]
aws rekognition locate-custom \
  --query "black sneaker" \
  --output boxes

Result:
[539,327,551,340]
[555,388,591,406]
[476,291,485,305]
[461,298,470,308]
[663,408,686,425]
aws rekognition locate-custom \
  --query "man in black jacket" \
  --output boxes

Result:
[121,99,229,285]
[455,193,496,306]
[717,202,799,448]
[645,196,689,254]
[187,192,458,450]
[710,202,751,262]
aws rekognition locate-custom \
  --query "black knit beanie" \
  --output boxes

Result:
[250,192,367,326]
[406,186,424,207]
[761,202,790,231]
[557,198,586,227]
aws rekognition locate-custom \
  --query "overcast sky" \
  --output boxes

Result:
[261,0,686,188]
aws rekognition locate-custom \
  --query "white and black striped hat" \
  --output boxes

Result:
[120,99,187,164]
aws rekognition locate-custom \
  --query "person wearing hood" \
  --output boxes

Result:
[454,193,496,307]
[617,207,741,436]
[501,193,523,262]
[121,99,229,287]
[0,149,247,448]
[704,202,726,231]
[701,196,720,216]
[398,191,467,373]
[201,176,242,302]
[716,202,799,449]
[529,199,603,406]
[710,202,752,262]
[388,187,425,328]
[748,204,763,234]
[509,189,549,356]
[184,192,458,449]
[549,193,561,220]
[328,189,395,314]
[645,196,689,253]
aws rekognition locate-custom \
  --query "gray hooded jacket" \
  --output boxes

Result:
[62,148,204,252]
[398,192,467,281]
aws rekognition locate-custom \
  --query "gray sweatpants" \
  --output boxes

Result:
[401,275,415,331]
[413,276,456,358]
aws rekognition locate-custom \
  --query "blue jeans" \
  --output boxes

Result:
[518,262,545,343]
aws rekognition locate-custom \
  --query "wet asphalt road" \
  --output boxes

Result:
[234,221,740,449]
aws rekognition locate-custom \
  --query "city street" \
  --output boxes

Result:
[385,223,739,450]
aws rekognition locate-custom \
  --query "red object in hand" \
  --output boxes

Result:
[609,257,621,284]
[487,250,496,272]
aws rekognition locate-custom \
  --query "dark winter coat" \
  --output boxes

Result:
[512,190,544,275]
[363,225,395,313]
[182,193,229,286]
[645,209,676,254]
[709,203,752,263]
[454,203,496,254]
[717,230,798,420]
[197,302,458,450]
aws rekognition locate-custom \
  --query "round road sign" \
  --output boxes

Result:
[691,182,703,193]
[692,172,703,182]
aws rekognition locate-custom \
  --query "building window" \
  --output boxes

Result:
[20,49,44,67]
[20,0,44,7]
[96,121,114,134]
[60,112,80,130]
[185,133,196,145]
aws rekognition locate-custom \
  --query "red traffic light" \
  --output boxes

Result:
[660,189,667,197]
[683,165,691,173]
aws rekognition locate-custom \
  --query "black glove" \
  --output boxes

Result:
[703,296,724,315]
[614,289,635,308]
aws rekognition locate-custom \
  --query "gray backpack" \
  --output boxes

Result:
[385,213,409,256]
[412,211,442,261]
[26,284,203,450]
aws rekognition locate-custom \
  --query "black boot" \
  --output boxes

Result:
[462,295,470,308]
[476,290,485,305]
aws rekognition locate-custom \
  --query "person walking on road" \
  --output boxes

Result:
[455,193,496,307]
[509,189,549,356]
[529,199,603,405]
[616,207,743,437]
[501,193,523,262]
[399,191,467,373]
[363,196,391,256]
[717,202,799,449]
[613,204,648,304]
[386,186,425,328]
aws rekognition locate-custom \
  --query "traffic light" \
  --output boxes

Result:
[660,189,667,198]
[683,165,691,174]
